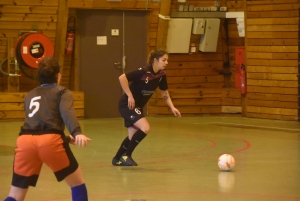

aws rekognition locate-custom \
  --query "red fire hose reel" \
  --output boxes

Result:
[15,32,54,69]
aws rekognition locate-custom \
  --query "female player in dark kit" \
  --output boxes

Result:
[112,49,181,166]
[4,56,91,201]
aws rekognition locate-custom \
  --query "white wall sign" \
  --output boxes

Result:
[97,36,107,45]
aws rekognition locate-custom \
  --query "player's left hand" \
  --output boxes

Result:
[70,134,91,147]
[171,107,181,117]
[69,135,76,145]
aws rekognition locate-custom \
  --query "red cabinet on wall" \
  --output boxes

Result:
[235,47,245,89]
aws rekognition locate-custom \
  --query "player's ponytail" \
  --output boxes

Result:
[38,56,60,84]
[147,49,168,65]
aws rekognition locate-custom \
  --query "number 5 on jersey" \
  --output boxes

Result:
[28,96,41,117]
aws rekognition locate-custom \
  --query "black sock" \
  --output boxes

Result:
[114,137,130,159]
[125,129,147,157]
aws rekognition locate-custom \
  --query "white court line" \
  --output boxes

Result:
[193,122,300,132]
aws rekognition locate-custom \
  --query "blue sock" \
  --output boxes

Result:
[4,197,17,201]
[71,183,88,201]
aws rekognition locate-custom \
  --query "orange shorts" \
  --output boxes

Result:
[12,134,78,188]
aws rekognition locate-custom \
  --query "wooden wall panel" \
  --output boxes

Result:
[0,22,57,30]
[168,0,245,94]
[93,0,160,9]
[67,0,94,8]
[0,91,84,121]
[246,0,298,120]
[0,14,57,22]
[0,5,58,14]
[1,0,59,6]
[0,1,59,92]
[157,0,244,116]
[226,1,244,10]
[148,88,241,116]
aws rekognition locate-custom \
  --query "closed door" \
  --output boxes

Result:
[78,10,147,118]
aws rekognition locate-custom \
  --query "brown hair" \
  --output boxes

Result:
[37,56,60,84]
[147,49,168,65]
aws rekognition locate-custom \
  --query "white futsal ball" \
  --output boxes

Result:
[218,154,235,171]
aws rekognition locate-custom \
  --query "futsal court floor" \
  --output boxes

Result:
[1,116,300,201]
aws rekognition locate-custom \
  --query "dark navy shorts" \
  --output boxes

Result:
[119,106,145,128]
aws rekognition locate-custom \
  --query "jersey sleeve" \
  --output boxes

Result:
[159,75,168,91]
[125,68,145,82]
[59,89,82,137]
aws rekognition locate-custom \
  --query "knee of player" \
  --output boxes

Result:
[141,125,150,134]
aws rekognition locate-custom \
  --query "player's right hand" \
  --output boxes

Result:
[128,96,135,110]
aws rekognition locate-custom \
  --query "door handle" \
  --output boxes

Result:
[114,62,122,69]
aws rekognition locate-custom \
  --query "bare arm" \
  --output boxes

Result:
[160,90,181,117]
[119,74,135,109]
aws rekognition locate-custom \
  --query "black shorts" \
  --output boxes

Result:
[119,106,145,128]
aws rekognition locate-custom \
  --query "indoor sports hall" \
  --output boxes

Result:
[1,116,299,201]
[1,0,300,201]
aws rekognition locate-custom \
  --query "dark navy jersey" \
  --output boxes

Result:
[20,84,82,137]
[119,65,168,108]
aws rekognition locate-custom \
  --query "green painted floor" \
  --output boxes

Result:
[1,116,300,201]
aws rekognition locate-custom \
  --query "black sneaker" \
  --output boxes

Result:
[112,157,122,166]
[120,155,138,166]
